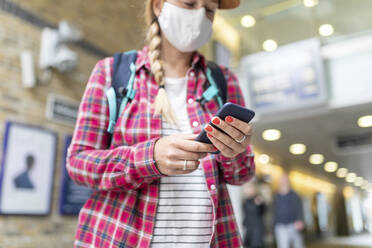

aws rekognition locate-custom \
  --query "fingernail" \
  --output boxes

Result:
[212,117,220,125]
[213,146,218,151]
[205,125,213,132]
[225,116,233,123]
[207,133,213,138]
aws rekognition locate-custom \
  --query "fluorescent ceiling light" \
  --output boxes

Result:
[358,115,372,128]
[263,39,278,52]
[289,144,306,155]
[258,154,270,164]
[241,15,256,28]
[262,129,281,141]
[336,168,348,178]
[309,154,324,165]
[319,24,334,37]
[346,172,357,183]
[303,0,319,7]
[324,161,338,173]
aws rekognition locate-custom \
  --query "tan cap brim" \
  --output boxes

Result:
[219,0,240,9]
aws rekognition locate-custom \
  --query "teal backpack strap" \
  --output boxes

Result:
[105,87,117,134]
[105,50,138,147]
[205,68,224,108]
[118,62,137,116]
[201,61,228,108]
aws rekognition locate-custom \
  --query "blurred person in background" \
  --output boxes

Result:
[274,174,305,248]
[242,181,266,248]
[66,0,255,247]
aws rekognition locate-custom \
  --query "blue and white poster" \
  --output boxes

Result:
[0,121,57,215]
[242,38,327,113]
[59,135,92,215]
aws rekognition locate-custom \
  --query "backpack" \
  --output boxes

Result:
[105,50,228,146]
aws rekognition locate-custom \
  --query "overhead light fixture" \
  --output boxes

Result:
[258,154,270,164]
[263,39,278,52]
[303,0,319,8]
[319,24,334,37]
[241,15,256,28]
[324,161,338,173]
[289,144,306,155]
[354,177,364,187]
[336,168,348,178]
[262,129,281,141]
[358,115,372,128]
[309,154,324,165]
[346,172,357,183]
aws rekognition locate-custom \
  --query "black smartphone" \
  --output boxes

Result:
[196,103,255,147]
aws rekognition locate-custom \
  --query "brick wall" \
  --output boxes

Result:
[0,1,146,247]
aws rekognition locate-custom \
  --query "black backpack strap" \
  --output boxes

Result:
[112,50,138,120]
[206,61,228,105]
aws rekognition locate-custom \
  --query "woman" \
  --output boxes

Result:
[242,182,266,248]
[67,0,255,247]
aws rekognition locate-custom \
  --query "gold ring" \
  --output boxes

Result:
[183,160,188,170]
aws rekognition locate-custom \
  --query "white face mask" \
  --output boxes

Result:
[158,2,213,52]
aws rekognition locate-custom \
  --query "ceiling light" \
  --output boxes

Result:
[241,15,256,28]
[263,40,278,52]
[289,144,306,155]
[262,129,281,141]
[319,24,334,37]
[309,154,324,165]
[324,161,338,173]
[303,0,319,7]
[346,172,357,183]
[336,168,348,178]
[258,154,270,164]
[358,115,372,128]
[354,177,364,187]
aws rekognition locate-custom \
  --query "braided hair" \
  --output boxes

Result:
[145,0,178,125]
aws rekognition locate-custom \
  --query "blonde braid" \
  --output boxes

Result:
[145,1,178,125]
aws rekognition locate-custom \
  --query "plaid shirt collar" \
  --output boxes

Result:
[136,46,208,74]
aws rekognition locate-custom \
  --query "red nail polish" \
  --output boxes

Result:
[213,146,218,151]
[205,125,213,132]
[212,117,220,125]
[207,133,213,138]
[226,116,233,123]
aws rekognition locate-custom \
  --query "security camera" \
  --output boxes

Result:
[39,21,82,73]
[59,21,82,42]
[54,45,77,72]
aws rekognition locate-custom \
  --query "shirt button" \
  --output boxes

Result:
[188,98,194,104]
[210,184,216,190]
[192,121,199,127]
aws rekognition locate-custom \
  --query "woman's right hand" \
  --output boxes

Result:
[154,134,216,176]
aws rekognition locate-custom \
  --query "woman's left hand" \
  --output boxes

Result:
[204,116,252,158]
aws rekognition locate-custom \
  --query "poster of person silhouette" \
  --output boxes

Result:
[0,121,57,215]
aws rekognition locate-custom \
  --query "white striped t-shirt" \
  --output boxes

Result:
[150,77,213,248]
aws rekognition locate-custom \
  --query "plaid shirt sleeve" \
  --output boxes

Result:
[215,66,256,185]
[66,59,162,191]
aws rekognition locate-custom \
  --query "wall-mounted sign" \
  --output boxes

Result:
[59,135,92,215]
[46,93,79,126]
[242,38,327,114]
[0,121,57,215]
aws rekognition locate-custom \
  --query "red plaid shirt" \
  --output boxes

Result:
[67,46,255,248]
